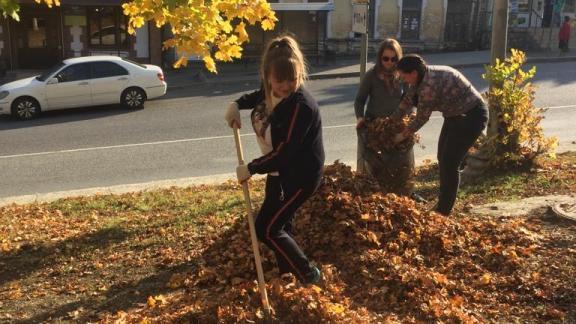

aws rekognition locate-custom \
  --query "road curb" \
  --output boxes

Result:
[0,173,241,208]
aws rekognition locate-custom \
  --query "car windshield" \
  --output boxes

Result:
[37,62,66,81]
[121,58,146,69]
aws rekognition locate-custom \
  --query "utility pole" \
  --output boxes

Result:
[353,2,369,80]
[360,28,368,81]
[488,0,509,137]
[353,1,369,173]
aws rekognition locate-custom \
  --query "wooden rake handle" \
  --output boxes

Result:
[232,126,271,316]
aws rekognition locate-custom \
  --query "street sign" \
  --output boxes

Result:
[353,4,368,34]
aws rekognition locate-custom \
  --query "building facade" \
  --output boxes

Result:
[327,0,484,53]
[226,2,333,62]
[243,0,484,58]
[246,0,576,56]
[0,0,162,71]
[477,0,576,50]
[508,0,576,28]
[6,1,572,72]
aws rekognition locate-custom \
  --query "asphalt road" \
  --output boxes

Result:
[1,62,575,199]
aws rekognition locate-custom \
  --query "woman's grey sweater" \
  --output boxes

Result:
[354,67,403,120]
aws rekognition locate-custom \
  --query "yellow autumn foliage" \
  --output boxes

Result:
[35,0,60,8]
[122,0,277,72]
[1,0,60,20]
[3,0,275,73]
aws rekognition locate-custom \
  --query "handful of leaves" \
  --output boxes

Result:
[364,114,419,152]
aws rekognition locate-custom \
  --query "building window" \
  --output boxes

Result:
[565,0,576,13]
[88,7,128,48]
[26,18,47,48]
[517,0,531,12]
[401,0,422,40]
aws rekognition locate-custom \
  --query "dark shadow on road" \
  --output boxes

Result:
[315,82,357,107]
[164,79,262,100]
[140,60,576,105]
[0,105,135,130]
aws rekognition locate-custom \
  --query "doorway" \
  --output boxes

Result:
[401,0,422,40]
[444,0,474,44]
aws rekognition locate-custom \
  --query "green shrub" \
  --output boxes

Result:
[479,49,557,167]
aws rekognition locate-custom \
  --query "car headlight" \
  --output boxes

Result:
[0,91,9,100]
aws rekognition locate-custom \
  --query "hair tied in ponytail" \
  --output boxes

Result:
[272,39,289,49]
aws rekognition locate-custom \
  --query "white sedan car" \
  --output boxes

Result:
[0,55,167,120]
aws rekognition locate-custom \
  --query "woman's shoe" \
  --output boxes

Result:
[428,203,450,216]
[410,192,428,203]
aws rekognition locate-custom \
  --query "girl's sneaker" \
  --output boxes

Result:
[303,266,321,285]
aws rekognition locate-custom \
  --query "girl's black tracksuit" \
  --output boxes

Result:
[236,87,325,281]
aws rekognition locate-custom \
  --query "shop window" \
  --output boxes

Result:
[88,7,128,48]
[27,18,47,48]
[403,0,422,10]
[16,17,47,49]
[517,0,531,12]
[565,0,576,13]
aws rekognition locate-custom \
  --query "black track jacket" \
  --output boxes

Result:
[236,87,325,186]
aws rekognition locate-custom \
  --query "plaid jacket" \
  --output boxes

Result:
[392,65,485,132]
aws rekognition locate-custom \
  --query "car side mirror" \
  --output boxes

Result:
[47,78,59,85]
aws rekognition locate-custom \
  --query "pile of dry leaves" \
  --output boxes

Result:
[364,114,420,152]
[101,162,574,323]
[359,115,418,195]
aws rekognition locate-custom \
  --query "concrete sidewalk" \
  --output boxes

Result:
[165,49,576,89]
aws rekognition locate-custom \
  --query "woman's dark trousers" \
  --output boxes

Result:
[436,104,488,215]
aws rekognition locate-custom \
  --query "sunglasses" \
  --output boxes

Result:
[381,56,398,62]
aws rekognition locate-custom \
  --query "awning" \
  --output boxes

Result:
[60,0,125,4]
[270,3,334,11]
[19,0,125,4]
[20,1,334,10]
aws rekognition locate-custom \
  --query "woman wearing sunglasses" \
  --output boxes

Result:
[354,39,417,196]
[355,39,403,135]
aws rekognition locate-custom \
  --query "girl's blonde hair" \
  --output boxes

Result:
[375,38,403,74]
[260,35,308,108]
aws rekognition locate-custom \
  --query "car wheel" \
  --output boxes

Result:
[11,97,41,120]
[121,87,146,109]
